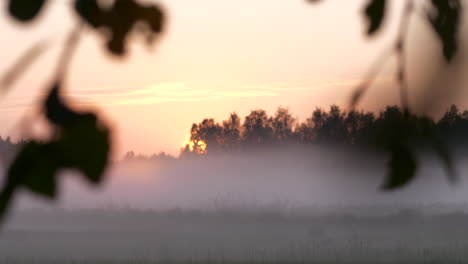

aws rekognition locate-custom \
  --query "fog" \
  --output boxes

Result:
[7,146,468,212]
[3,147,468,263]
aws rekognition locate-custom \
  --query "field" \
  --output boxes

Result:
[1,208,468,263]
[1,151,468,263]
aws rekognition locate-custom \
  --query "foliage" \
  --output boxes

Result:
[427,0,462,61]
[308,0,463,191]
[364,0,386,36]
[74,0,164,55]
[0,0,166,223]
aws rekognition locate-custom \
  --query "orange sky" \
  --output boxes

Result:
[0,0,466,157]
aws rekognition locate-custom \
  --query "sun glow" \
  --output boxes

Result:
[188,139,207,154]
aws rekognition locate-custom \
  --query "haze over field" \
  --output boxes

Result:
[2,149,468,263]
[2,148,466,213]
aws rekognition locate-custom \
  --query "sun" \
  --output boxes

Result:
[188,139,207,154]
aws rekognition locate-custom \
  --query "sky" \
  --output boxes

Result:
[0,0,466,157]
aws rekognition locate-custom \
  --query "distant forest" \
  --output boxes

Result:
[0,137,23,165]
[2,105,468,162]
[179,104,468,156]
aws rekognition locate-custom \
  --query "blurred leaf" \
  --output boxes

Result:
[382,142,417,190]
[7,142,58,198]
[1,40,49,93]
[8,0,47,22]
[45,83,80,125]
[4,81,110,204]
[74,0,165,56]
[427,0,461,61]
[57,112,110,184]
[364,0,386,36]
[44,82,110,183]
[74,0,103,28]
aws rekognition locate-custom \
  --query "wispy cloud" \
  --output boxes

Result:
[0,76,393,112]
[67,82,281,106]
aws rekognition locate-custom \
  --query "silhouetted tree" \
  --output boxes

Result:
[184,104,468,157]
[350,111,376,145]
[190,119,222,153]
[294,115,315,143]
[271,107,296,143]
[221,113,241,151]
[440,104,461,129]
[438,104,468,147]
[322,105,347,144]
[309,107,328,142]
[242,110,274,146]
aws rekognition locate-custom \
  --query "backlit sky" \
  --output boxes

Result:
[0,0,466,156]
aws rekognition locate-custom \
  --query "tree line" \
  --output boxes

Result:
[0,137,24,165]
[3,104,468,161]
[181,105,468,155]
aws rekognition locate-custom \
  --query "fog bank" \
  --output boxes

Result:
[2,146,467,213]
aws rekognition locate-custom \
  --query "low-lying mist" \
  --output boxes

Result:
[4,146,468,263]
[7,145,468,213]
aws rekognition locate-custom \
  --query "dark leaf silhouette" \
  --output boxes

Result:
[1,40,49,93]
[8,0,47,22]
[74,0,103,28]
[364,0,386,35]
[0,0,157,225]
[45,83,80,125]
[0,81,110,221]
[43,82,110,183]
[7,142,58,198]
[74,0,165,56]
[56,112,110,184]
[427,0,462,61]
[382,142,417,190]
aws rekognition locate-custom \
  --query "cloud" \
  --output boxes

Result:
[67,82,281,106]
[0,76,393,111]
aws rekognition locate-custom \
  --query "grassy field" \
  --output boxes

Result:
[1,208,468,263]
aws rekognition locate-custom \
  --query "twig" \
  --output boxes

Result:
[350,46,393,109]
[351,0,416,115]
[0,40,50,94]
[395,0,414,115]
[55,24,84,83]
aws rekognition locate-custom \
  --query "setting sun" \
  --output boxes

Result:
[188,139,207,154]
